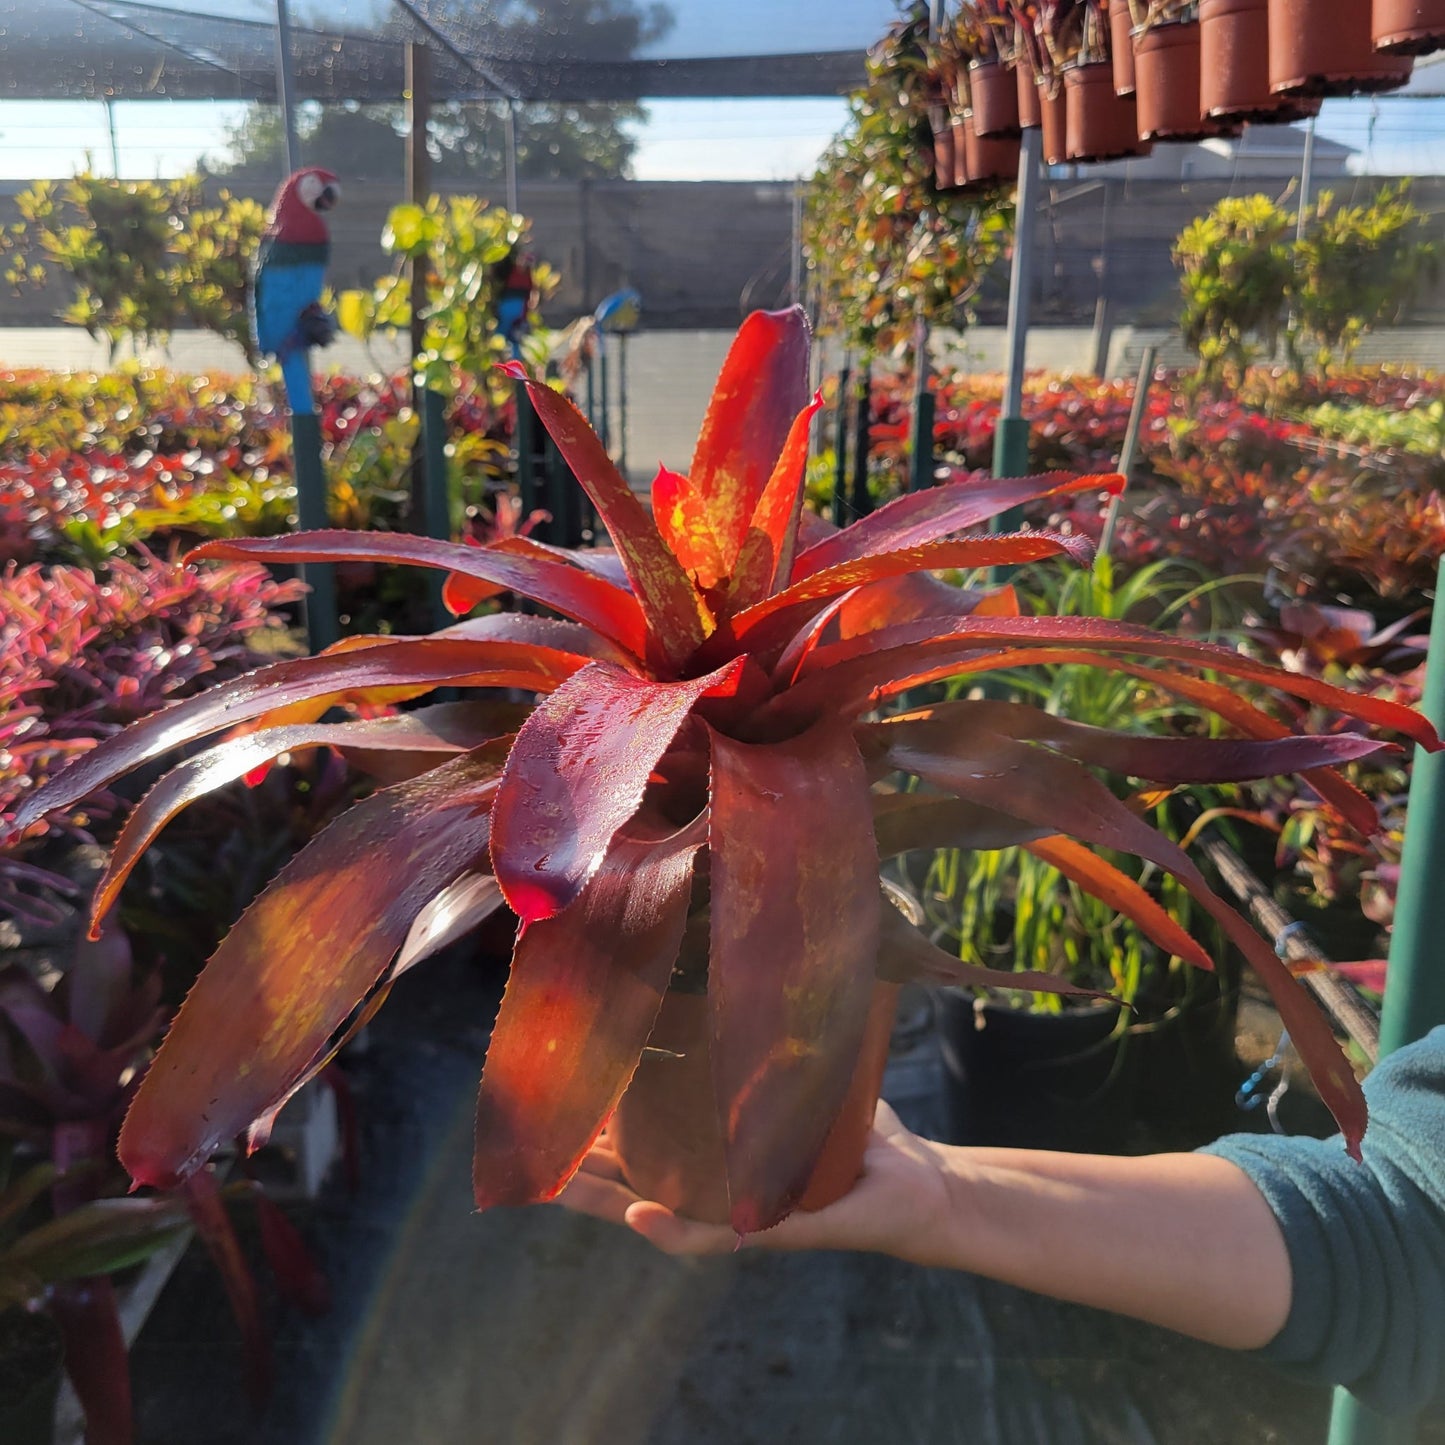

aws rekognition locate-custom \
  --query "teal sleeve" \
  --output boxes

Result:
[1200,1025,1445,1415]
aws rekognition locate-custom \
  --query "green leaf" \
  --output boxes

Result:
[381,203,436,255]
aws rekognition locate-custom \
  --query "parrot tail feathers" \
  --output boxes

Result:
[296,302,338,350]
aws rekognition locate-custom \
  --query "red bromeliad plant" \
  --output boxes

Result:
[7,309,1438,1236]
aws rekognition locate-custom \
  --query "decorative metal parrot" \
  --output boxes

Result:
[251,167,341,415]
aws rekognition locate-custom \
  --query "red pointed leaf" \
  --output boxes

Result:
[724,532,1092,659]
[90,715,519,929]
[1022,835,1214,972]
[191,531,649,660]
[876,700,1389,788]
[689,307,812,570]
[394,873,505,976]
[181,1171,270,1399]
[726,391,825,612]
[871,792,1052,858]
[50,1279,133,1445]
[876,898,1118,997]
[119,743,509,1190]
[438,611,625,662]
[652,465,730,591]
[442,570,508,616]
[7,639,579,842]
[884,724,1368,1152]
[473,816,701,1208]
[503,370,710,670]
[772,575,1014,690]
[491,658,742,923]
[776,615,1441,753]
[792,471,1124,579]
[1031,655,1385,836]
[254,1192,331,1315]
[708,716,880,1234]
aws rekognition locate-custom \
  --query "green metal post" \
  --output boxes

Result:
[850,359,873,519]
[1326,556,1445,1445]
[1328,1395,1417,1445]
[909,324,935,494]
[597,341,611,458]
[831,358,851,527]
[289,410,337,653]
[991,123,1042,503]
[421,386,449,628]
[1096,345,1157,566]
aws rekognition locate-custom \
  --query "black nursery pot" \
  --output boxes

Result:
[936,992,1136,1152]
[0,1308,64,1445]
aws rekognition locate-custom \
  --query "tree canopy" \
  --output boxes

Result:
[208,0,672,183]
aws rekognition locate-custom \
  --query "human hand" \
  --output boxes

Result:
[558,1100,964,1264]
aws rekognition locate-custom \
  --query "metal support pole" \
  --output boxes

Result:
[504,99,520,214]
[993,125,1042,491]
[290,412,338,652]
[1326,557,1445,1445]
[1096,345,1157,564]
[789,178,803,305]
[104,99,120,177]
[272,0,301,175]
[421,387,449,627]
[597,338,611,457]
[406,42,431,374]
[908,315,934,493]
[1296,113,1317,245]
[850,359,873,519]
[617,332,629,480]
[515,382,542,540]
[832,357,852,528]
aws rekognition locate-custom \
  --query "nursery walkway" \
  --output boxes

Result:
[125,946,1440,1445]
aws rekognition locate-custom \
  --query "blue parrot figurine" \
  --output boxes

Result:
[593,287,642,335]
[251,167,341,415]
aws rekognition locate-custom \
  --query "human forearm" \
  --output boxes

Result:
[930,1145,1293,1349]
[563,1107,1294,1351]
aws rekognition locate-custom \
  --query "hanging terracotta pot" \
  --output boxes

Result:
[970,58,1022,138]
[1110,0,1138,94]
[931,118,958,191]
[966,112,1023,185]
[609,983,902,1225]
[1064,62,1153,161]
[1016,48,1043,127]
[951,115,973,187]
[1201,0,1324,122]
[1269,0,1413,94]
[1039,77,1068,165]
[1372,0,1445,54]
[1134,19,1227,141]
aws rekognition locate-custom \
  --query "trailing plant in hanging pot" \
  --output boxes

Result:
[1109,0,1138,91]
[965,1,1025,138]
[1012,1,1081,161]
[1064,2,1153,162]
[1199,0,1322,125]
[1010,4,1047,125]
[1130,2,1238,143]
[1269,0,1414,97]
[806,12,1014,358]
[1372,0,1445,55]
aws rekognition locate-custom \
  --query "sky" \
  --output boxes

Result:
[5,92,1445,186]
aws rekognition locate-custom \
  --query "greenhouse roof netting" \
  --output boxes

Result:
[0,0,906,102]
